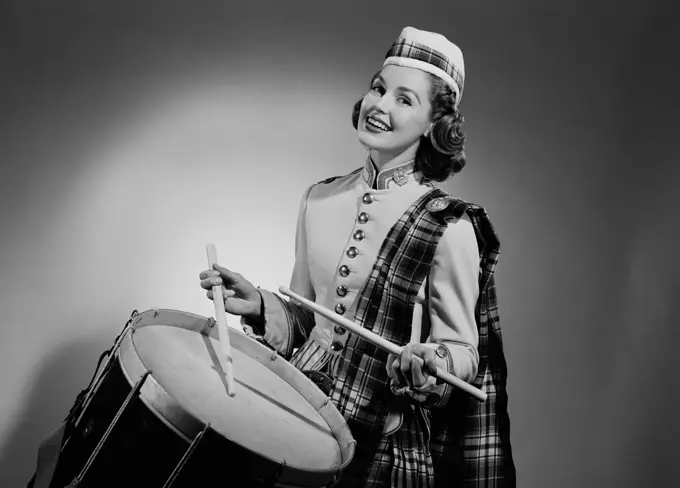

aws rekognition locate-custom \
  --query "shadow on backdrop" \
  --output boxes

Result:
[0,328,116,487]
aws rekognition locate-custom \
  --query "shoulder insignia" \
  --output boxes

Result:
[427,195,468,220]
[427,197,451,212]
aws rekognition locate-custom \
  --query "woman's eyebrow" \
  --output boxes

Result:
[396,86,421,104]
[372,74,422,104]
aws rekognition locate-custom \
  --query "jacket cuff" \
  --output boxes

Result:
[240,288,296,357]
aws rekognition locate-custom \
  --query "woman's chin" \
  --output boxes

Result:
[357,130,387,151]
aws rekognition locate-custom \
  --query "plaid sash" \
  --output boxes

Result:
[330,189,515,486]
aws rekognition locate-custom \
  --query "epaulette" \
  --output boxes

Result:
[426,195,469,220]
[318,175,342,185]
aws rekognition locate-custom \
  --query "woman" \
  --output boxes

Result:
[200,26,515,487]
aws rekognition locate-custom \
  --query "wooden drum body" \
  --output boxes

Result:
[51,309,355,487]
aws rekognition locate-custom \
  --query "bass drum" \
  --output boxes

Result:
[49,309,355,487]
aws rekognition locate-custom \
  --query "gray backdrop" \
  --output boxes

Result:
[1,1,677,486]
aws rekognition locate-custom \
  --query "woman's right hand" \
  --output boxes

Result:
[199,264,262,318]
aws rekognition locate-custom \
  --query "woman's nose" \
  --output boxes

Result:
[374,95,391,112]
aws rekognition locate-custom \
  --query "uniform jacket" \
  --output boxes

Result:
[243,159,515,486]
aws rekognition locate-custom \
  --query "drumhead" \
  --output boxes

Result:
[119,309,354,481]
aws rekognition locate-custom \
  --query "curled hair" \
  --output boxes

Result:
[351,73,466,181]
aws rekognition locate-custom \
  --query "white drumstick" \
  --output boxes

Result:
[279,286,487,402]
[207,243,235,397]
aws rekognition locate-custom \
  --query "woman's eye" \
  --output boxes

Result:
[371,84,384,94]
[398,96,412,106]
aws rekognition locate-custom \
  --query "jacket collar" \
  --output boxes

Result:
[361,157,419,190]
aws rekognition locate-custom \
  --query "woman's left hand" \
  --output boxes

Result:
[387,343,438,390]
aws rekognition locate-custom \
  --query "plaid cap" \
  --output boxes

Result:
[384,26,465,108]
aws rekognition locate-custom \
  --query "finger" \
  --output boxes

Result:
[424,354,438,377]
[213,264,241,284]
[199,269,220,280]
[400,345,414,388]
[200,276,223,290]
[386,354,401,383]
[411,356,428,388]
[391,357,406,387]
[412,344,439,377]
[224,288,236,298]
[413,345,439,386]
[206,290,214,301]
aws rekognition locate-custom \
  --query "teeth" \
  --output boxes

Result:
[367,117,390,131]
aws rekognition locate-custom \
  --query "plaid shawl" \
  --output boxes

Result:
[428,198,516,487]
[330,188,515,487]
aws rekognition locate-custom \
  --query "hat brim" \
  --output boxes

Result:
[383,56,461,108]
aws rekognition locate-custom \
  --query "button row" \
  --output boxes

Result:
[331,193,374,355]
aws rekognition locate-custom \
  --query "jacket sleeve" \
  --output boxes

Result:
[390,212,481,407]
[241,185,317,358]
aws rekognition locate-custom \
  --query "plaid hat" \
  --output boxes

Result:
[383,26,465,108]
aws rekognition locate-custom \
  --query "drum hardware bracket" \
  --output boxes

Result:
[260,459,287,486]
[68,371,151,487]
[270,351,278,361]
[328,465,341,487]
[206,317,216,328]
[162,422,211,488]
[152,307,160,318]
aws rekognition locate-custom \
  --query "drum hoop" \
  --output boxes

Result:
[123,308,356,484]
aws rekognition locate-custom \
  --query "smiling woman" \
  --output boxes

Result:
[352,67,467,182]
[199,26,516,487]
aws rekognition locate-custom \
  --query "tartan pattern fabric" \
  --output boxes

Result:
[365,405,435,488]
[330,187,451,486]
[386,39,465,95]
[428,198,516,487]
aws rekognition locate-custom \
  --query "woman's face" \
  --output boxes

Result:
[357,65,433,159]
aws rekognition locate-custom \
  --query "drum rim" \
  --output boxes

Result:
[121,308,356,485]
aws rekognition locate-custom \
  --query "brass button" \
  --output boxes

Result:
[336,285,348,297]
[334,325,346,335]
[346,247,358,258]
[353,230,365,241]
[335,303,346,315]
[435,345,448,359]
[357,212,369,224]
[330,341,344,352]
[362,193,374,204]
[339,265,350,277]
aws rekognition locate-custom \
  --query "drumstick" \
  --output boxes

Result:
[207,243,235,397]
[278,286,487,402]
